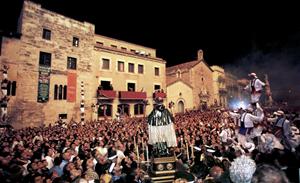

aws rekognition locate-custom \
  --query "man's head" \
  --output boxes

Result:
[251,164,289,183]
[63,151,71,161]
[274,110,285,118]
[209,166,224,181]
[229,155,256,183]
[248,73,257,79]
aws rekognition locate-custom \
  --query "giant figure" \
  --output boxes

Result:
[148,97,177,156]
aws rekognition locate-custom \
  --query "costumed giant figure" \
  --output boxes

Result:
[148,97,177,157]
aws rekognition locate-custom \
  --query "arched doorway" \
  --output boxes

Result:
[178,101,184,113]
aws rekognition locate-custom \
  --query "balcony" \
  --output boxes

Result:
[153,91,167,98]
[119,91,147,100]
[97,90,117,99]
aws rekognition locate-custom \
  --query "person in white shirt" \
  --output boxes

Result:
[32,132,43,144]
[219,125,229,144]
[247,104,264,139]
[44,148,55,169]
[244,73,265,104]
[267,110,296,152]
[11,135,24,150]
[95,141,108,156]
[229,103,264,150]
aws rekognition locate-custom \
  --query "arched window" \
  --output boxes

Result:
[63,85,67,100]
[54,84,58,100]
[58,85,63,100]
[176,70,181,78]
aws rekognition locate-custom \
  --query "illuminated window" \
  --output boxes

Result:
[67,57,77,70]
[118,61,124,72]
[73,37,79,47]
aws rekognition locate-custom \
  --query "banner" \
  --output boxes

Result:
[67,72,77,102]
[37,65,51,103]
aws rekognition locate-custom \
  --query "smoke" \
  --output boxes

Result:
[224,45,300,107]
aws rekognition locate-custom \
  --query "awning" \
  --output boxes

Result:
[119,91,147,100]
[153,92,167,98]
[98,90,116,99]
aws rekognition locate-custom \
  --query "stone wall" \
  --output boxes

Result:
[190,61,214,108]
[1,1,96,128]
[0,1,166,128]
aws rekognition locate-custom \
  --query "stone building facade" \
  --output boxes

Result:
[166,50,214,110]
[166,80,193,113]
[93,34,166,119]
[211,65,227,107]
[0,1,166,128]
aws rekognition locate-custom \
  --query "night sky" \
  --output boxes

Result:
[1,0,300,105]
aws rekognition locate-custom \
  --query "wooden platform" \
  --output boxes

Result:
[150,156,176,183]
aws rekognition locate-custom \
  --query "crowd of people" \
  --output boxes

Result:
[0,106,299,183]
[1,68,300,183]
[0,65,9,124]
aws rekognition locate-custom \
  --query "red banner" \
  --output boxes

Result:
[67,72,77,102]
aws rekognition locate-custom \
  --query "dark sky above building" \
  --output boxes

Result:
[1,0,299,67]
[1,0,300,105]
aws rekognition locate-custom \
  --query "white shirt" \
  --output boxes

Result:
[244,78,265,92]
[11,140,24,149]
[230,112,264,128]
[75,146,79,154]
[44,156,54,169]
[116,150,125,163]
[96,146,108,156]
[32,135,43,144]
[219,129,228,143]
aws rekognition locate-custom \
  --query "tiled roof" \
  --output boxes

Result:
[166,79,193,89]
[166,60,200,73]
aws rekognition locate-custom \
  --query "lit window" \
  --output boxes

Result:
[67,57,77,70]
[39,52,52,67]
[127,83,135,91]
[118,61,124,72]
[73,37,79,47]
